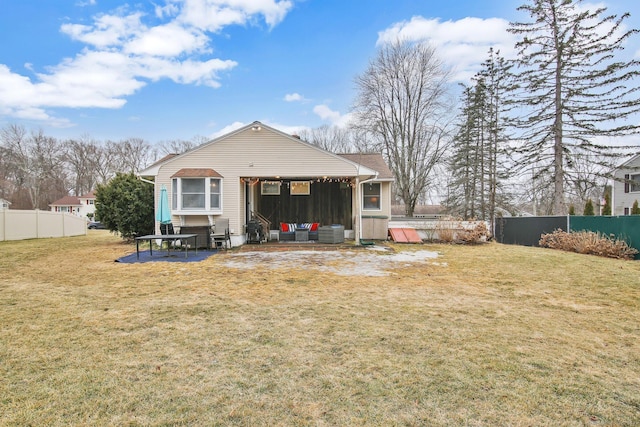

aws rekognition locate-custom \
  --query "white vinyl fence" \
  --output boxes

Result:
[0,210,87,241]
[389,217,490,241]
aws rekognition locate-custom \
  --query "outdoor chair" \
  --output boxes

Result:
[211,218,231,250]
[160,223,175,235]
[160,222,182,250]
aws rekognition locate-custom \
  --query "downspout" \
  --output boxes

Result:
[610,176,615,216]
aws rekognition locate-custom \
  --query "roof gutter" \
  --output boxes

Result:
[138,176,155,185]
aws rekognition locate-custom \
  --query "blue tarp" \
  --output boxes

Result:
[115,250,216,264]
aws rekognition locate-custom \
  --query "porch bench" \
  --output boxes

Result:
[279,222,319,241]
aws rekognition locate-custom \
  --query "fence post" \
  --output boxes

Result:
[567,214,570,232]
[1,208,5,241]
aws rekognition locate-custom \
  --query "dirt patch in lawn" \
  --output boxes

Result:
[220,246,442,276]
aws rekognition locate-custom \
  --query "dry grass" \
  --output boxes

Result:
[1,232,639,426]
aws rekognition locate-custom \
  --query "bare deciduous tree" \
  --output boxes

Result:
[0,125,67,209]
[64,135,102,196]
[158,138,201,156]
[110,137,156,174]
[352,40,453,216]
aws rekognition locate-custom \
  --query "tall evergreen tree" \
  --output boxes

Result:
[583,198,595,216]
[95,173,154,240]
[508,0,640,215]
[602,192,611,215]
[446,48,512,228]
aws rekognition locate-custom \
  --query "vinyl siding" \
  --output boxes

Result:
[155,126,379,234]
[613,155,640,215]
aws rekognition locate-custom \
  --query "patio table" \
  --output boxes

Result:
[135,234,198,260]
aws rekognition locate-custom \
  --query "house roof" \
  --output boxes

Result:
[171,168,223,178]
[138,153,180,178]
[50,195,81,206]
[391,204,444,216]
[138,121,381,179]
[615,153,640,170]
[79,191,95,199]
[338,153,394,180]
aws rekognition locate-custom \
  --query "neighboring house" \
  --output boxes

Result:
[612,154,640,215]
[49,191,97,220]
[0,198,10,210]
[138,121,395,246]
[391,204,445,218]
[78,191,97,219]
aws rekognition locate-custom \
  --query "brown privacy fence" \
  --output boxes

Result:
[0,210,87,241]
[495,215,640,258]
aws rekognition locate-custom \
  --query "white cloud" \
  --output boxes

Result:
[313,104,352,127]
[211,121,247,138]
[125,23,210,57]
[61,12,146,48]
[263,121,309,136]
[0,0,293,126]
[377,16,517,82]
[283,92,304,102]
[175,0,294,32]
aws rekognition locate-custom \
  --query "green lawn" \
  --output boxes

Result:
[1,232,639,426]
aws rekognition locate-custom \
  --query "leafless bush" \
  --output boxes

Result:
[432,218,489,244]
[457,222,490,245]
[435,220,455,243]
[539,229,638,260]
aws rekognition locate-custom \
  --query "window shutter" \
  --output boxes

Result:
[624,174,630,193]
[624,207,629,215]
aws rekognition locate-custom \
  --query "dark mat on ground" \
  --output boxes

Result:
[115,249,217,264]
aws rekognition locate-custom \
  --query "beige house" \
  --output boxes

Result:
[138,121,394,246]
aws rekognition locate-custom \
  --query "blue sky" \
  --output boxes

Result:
[1,0,638,143]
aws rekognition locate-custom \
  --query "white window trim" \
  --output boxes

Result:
[172,177,223,215]
[362,182,382,211]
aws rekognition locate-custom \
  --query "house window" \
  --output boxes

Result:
[261,181,281,195]
[172,177,222,212]
[182,178,205,209]
[172,179,177,210]
[363,183,381,210]
[630,174,640,192]
[290,181,310,195]
[210,179,221,209]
